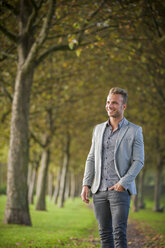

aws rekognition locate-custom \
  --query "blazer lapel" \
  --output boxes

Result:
[115,119,129,153]
[98,122,107,166]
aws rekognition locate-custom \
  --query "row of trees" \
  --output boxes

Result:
[0,0,164,226]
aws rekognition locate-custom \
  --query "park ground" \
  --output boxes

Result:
[0,195,165,248]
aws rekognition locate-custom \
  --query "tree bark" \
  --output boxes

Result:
[3,0,55,225]
[28,161,40,205]
[53,167,62,204]
[75,174,83,197]
[4,68,33,225]
[3,0,36,225]
[153,155,164,212]
[138,169,145,209]
[27,165,33,189]
[28,168,36,205]
[64,172,70,200]
[132,176,139,212]
[48,172,54,200]
[58,133,70,208]
[35,148,50,211]
[70,172,76,200]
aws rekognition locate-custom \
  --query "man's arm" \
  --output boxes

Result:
[118,126,144,190]
[81,185,90,203]
[82,127,96,187]
[81,127,96,202]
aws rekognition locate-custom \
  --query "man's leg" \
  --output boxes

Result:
[109,190,130,248]
[93,191,114,248]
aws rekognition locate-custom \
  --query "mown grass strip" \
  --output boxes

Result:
[0,195,100,248]
[0,196,165,248]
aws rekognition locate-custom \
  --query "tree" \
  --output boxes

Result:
[58,132,70,208]
[1,0,55,225]
[1,0,112,224]
[1,0,165,220]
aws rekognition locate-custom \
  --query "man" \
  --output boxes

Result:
[81,87,144,248]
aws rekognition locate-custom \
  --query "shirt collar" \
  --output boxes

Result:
[106,117,125,129]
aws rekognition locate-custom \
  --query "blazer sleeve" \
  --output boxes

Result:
[82,127,96,187]
[119,126,144,190]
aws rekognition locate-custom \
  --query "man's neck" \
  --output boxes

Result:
[109,116,124,131]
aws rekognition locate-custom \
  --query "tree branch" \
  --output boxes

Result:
[0,81,13,102]
[148,2,162,38]
[1,1,19,16]
[77,0,107,44]
[0,79,13,122]
[24,0,38,34]
[0,51,17,61]
[22,0,56,72]
[35,44,70,66]
[0,24,17,42]
[146,63,165,104]
[36,0,45,9]
[34,1,108,66]
[30,131,45,148]
[1,109,11,123]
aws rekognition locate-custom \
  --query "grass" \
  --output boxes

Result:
[129,199,165,247]
[0,195,100,248]
[0,195,165,248]
[130,200,165,234]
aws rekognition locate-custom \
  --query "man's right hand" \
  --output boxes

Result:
[81,185,90,204]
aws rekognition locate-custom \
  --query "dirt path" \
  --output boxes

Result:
[127,219,147,248]
[69,219,164,248]
[69,204,164,247]
[127,219,165,248]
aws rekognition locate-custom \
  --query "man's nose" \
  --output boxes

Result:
[107,102,112,108]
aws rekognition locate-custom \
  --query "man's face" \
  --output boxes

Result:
[105,94,126,118]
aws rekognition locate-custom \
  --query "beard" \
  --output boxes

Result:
[107,109,122,118]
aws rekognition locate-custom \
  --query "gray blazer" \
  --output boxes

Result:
[83,118,144,195]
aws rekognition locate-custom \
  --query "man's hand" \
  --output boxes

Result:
[109,183,125,192]
[81,185,90,204]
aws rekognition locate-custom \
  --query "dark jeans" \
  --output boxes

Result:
[93,190,130,248]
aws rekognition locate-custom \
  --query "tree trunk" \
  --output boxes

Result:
[64,172,70,200]
[3,0,55,225]
[28,168,36,205]
[153,156,163,212]
[4,1,35,225]
[58,133,70,208]
[70,172,76,200]
[132,176,139,212]
[35,149,50,211]
[138,169,145,209]
[27,165,33,189]
[53,167,62,204]
[4,69,33,225]
[48,172,53,200]
[75,174,83,197]
[28,161,39,205]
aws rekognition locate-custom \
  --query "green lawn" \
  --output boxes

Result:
[0,195,165,248]
[0,195,100,248]
[130,200,165,234]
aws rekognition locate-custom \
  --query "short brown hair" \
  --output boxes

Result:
[109,87,128,104]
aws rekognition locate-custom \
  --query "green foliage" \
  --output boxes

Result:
[0,185,6,195]
[0,0,165,210]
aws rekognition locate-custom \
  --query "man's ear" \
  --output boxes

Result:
[123,104,127,110]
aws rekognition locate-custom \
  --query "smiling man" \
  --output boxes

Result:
[81,87,144,248]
